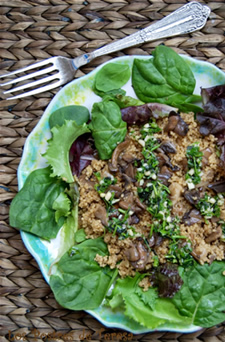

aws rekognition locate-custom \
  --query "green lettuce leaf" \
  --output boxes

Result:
[54,183,80,262]
[108,274,188,329]
[9,167,68,241]
[173,261,225,327]
[50,238,118,310]
[53,192,71,223]
[89,100,127,160]
[44,120,90,183]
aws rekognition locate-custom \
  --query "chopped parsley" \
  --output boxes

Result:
[185,142,203,189]
[135,120,193,266]
[108,208,136,239]
[196,193,222,220]
[94,173,118,208]
[136,122,161,182]
[95,173,117,193]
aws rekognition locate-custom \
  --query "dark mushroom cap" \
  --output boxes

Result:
[165,111,189,137]
[182,209,202,226]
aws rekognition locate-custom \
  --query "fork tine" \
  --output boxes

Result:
[3,74,60,95]
[0,59,54,79]
[0,65,56,87]
[5,80,62,100]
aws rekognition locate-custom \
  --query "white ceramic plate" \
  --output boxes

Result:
[18,55,225,334]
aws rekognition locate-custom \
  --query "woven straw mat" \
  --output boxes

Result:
[0,0,225,341]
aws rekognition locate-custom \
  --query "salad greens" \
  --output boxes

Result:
[49,105,90,129]
[108,273,190,329]
[89,100,127,160]
[132,45,202,112]
[94,62,131,93]
[173,261,225,327]
[9,45,225,331]
[44,120,90,183]
[9,167,71,241]
[50,237,118,310]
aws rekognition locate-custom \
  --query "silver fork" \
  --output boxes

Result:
[0,2,210,100]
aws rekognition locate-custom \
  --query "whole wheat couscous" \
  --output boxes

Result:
[78,111,225,287]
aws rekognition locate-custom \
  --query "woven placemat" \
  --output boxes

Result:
[1,0,225,341]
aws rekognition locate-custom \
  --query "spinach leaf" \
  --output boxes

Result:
[113,94,144,109]
[108,274,189,329]
[94,88,126,99]
[9,167,68,241]
[89,100,127,160]
[173,261,225,327]
[94,87,144,109]
[44,121,90,183]
[95,62,131,92]
[49,105,90,129]
[50,238,118,310]
[132,46,200,111]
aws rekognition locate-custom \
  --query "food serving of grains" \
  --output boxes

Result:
[79,111,225,288]
[9,46,225,332]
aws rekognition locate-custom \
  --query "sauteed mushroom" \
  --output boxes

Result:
[109,139,130,172]
[94,204,108,227]
[125,238,149,270]
[205,226,222,243]
[182,209,202,226]
[165,111,189,136]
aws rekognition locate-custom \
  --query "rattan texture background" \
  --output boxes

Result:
[0,0,225,341]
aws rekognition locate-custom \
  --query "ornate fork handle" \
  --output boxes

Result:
[73,2,210,67]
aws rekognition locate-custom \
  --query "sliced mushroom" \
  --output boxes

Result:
[148,232,163,248]
[122,173,136,186]
[191,248,208,263]
[202,147,212,167]
[157,151,171,168]
[124,163,136,179]
[175,116,189,136]
[94,205,108,226]
[79,174,95,189]
[122,153,136,163]
[135,196,146,210]
[125,239,149,270]
[156,150,179,171]
[109,139,130,172]
[119,192,134,210]
[180,157,188,173]
[208,180,225,193]
[164,112,179,131]
[183,189,200,206]
[158,166,172,186]
[128,214,140,225]
[109,185,123,198]
[125,245,140,262]
[160,140,177,154]
[205,226,222,243]
[182,209,202,226]
[165,111,189,136]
